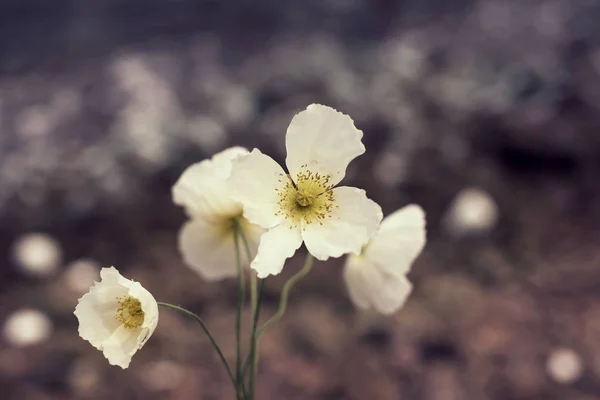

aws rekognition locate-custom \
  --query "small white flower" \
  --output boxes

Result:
[172,147,265,280]
[343,205,426,314]
[74,267,159,369]
[229,104,383,278]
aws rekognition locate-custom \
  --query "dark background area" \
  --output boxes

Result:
[2,0,600,399]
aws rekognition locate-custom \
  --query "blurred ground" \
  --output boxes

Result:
[2,0,600,399]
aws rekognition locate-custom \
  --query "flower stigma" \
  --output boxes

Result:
[116,296,145,329]
[275,166,337,228]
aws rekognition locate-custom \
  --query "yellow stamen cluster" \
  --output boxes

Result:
[116,296,144,329]
[275,165,337,228]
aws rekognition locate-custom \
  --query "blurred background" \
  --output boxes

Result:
[2,0,600,398]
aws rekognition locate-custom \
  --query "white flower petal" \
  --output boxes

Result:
[211,146,250,168]
[172,146,248,218]
[74,267,158,369]
[302,186,382,260]
[102,325,143,369]
[178,219,238,281]
[99,266,132,287]
[229,148,289,229]
[75,294,120,350]
[285,104,365,186]
[343,257,414,314]
[238,217,265,262]
[366,204,426,277]
[371,274,413,314]
[342,257,371,310]
[75,272,127,349]
[250,223,303,278]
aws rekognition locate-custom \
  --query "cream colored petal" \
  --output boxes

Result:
[75,294,119,350]
[371,274,413,314]
[229,149,289,229]
[366,204,426,277]
[285,104,365,186]
[343,256,413,314]
[74,275,128,349]
[302,186,382,260]
[101,325,143,369]
[342,256,371,310]
[172,147,247,218]
[250,223,303,278]
[99,266,133,287]
[211,146,250,169]
[238,216,265,265]
[178,219,238,281]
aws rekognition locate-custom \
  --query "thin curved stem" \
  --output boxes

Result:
[238,228,264,400]
[240,278,264,385]
[233,229,246,398]
[256,253,314,338]
[248,271,260,399]
[157,302,237,394]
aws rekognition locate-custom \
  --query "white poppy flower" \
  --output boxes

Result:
[229,104,383,278]
[172,147,265,280]
[343,205,426,314]
[74,267,159,369]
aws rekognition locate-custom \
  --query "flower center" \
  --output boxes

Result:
[116,296,144,329]
[275,167,336,228]
[213,212,255,242]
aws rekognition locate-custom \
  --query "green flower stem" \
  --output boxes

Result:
[237,228,262,399]
[248,271,260,399]
[240,279,263,391]
[157,302,238,396]
[256,253,315,338]
[233,229,246,399]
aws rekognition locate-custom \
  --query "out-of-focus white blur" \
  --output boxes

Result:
[12,233,62,277]
[546,347,583,384]
[3,309,53,347]
[444,187,499,236]
[64,259,101,294]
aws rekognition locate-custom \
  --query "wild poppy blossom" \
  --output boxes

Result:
[172,147,264,280]
[343,205,426,314]
[74,267,159,368]
[229,104,382,278]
